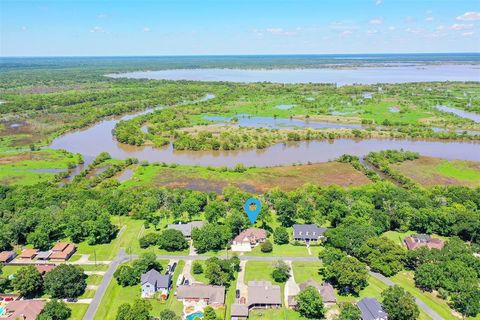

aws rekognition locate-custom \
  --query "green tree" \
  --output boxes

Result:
[87,213,118,245]
[44,265,86,299]
[139,233,161,249]
[12,265,43,298]
[192,261,204,274]
[337,303,361,320]
[275,198,296,227]
[451,285,480,318]
[116,299,152,320]
[296,286,325,319]
[158,229,189,251]
[261,239,273,253]
[205,200,227,223]
[114,265,138,287]
[324,256,368,295]
[381,285,419,320]
[203,306,219,320]
[204,257,237,287]
[273,227,289,245]
[37,299,72,320]
[271,260,290,283]
[159,309,180,320]
[357,237,406,276]
[192,224,231,253]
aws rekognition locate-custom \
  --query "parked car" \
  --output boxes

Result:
[66,298,77,302]
[236,289,240,299]
[171,262,177,272]
[176,274,185,286]
[184,279,190,285]
[166,265,171,273]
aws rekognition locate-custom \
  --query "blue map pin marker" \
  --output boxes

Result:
[244,197,262,224]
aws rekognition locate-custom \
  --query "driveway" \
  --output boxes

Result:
[236,260,248,303]
[284,260,300,306]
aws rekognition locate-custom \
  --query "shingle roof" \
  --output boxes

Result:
[36,251,52,259]
[233,228,267,243]
[167,221,206,237]
[0,251,16,262]
[298,280,336,303]
[141,269,171,288]
[247,281,282,306]
[19,249,38,259]
[358,297,388,320]
[5,300,45,320]
[230,304,249,317]
[293,224,327,240]
[176,284,225,304]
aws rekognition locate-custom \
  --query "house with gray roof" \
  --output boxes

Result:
[298,279,336,304]
[247,281,282,309]
[358,297,388,320]
[141,269,171,298]
[167,221,205,237]
[230,303,249,319]
[293,224,327,242]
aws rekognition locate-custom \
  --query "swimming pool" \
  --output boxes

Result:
[185,311,203,320]
[0,306,5,315]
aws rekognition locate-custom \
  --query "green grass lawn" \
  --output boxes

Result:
[93,260,182,320]
[435,160,480,182]
[291,261,323,284]
[191,261,209,284]
[245,243,311,257]
[86,274,103,286]
[77,264,110,271]
[67,303,89,320]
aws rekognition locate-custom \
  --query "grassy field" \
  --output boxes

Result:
[291,261,323,284]
[121,161,371,193]
[68,303,89,320]
[393,157,480,187]
[93,259,176,320]
[0,149,80,185]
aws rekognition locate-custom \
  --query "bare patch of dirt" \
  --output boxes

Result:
[0,152,50,164]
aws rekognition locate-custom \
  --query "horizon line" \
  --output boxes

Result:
[1,52,480,59]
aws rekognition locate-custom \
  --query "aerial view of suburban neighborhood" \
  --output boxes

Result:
[0,0,480,320]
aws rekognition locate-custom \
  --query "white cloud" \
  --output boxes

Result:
[265,28,297,36]
[375,0,383,5]
[89,26,105,33]
[456,12,480,21]
[367,29,379,35]
[143,27,151,32]
[341,30,353,37]
[388,26,396,31]
[449,23,473,31]
[21,26,27,31]
[97,13,108,19]
[329,21,357,30]
[405,27,424,34]
[369,18,383,25]
[462,31,475,37]
[425,16,434,22]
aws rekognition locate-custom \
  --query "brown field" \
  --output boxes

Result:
[126,162,371,193]
[393,157,480,187]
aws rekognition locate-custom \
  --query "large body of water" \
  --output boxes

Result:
[48,57,480,167]
[108,64,480,85]
[49,106,480,167]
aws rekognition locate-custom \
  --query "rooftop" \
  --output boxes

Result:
[233,228,267,243]
[141,269,171,288]
[167,221,205,237]
[357,297,388,320]
[176,284,225,304]
[247,281,282,306]
[5,300,45,320]
[293,224,327,240]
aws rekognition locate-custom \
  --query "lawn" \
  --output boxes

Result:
[291,261,323,284]
[93,260,182,320]
[67,303,89,320]
[191,261,209,284]
[245,243,312,257]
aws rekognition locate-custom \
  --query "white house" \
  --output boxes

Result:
[141,269,172,299]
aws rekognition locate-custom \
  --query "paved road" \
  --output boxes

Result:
[83,249,130,320]
[369,271,444,320]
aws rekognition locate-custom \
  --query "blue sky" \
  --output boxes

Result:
[1,0,479,56]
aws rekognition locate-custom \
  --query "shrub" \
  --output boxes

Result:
[260,240,273,253]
